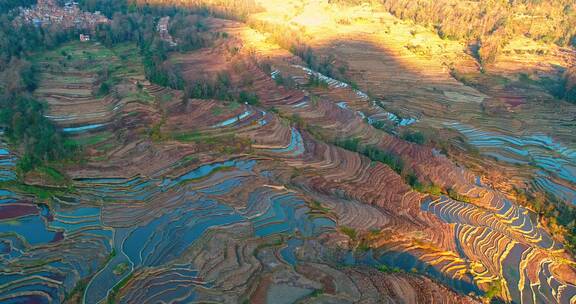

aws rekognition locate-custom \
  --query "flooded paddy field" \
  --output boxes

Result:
[1,3,575,304]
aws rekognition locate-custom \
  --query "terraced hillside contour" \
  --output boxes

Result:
[1,1,575,304]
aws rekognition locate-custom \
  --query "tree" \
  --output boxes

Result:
[563,66,576,103]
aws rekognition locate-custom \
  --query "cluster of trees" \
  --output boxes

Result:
[0,0,35,12]
[400,130,426,145]
[180,71,260,106]
[333,135,477,204]
[78,0,130,17]
[80,0,261,21]
[334,137,404,174]
[562,67,576,103]
[0,8,83,172]
[0,95,79,172]
[169,13,211,52]
[132,0,261,21]
[373,0,576,64]
[184,72,234,101]
[85,2,261,106]
[306,74,329,89]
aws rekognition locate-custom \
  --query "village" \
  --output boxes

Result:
[15,0,109,33]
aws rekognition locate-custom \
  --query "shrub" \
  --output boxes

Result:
[447,188,472,203]
[334,138,404,174]
[401,130,425,144]
[340,226,357,240]
[238,91,260,105]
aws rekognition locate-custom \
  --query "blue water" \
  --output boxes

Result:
[123,199,244,267]
[382,112,418,126]
[250,193,334,238]
[0,189,15,197]
[0,215,59,246]
[63,124,105,133]
[534,175,575,205]
[280,238,303,265]
[399,117,417,126]
[0,157,16,167]
[446,122,576,204]
[1,158,342,304]
[269,128,305,156]
[162,159,256,188]
[258,111,268,126]
[214,111,251,127]
[197,176,246,195]
[293,101,308,108]
[337,101,348,109]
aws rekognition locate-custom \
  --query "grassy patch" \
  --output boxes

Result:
[95,142,116,152]
[35,166,69,185]
[484,279,502,301]
[113,263,129,276]
[72,132,113,147]
[0,180,73,200]
[308,289,324,298]
[447,188,472,203]
[255,236,284,251]
[340,226,358,240]
[211,107,223,116]
[377,264,403,273]
[451,70,510,89]
[107,272,134,304]
[64,277,90,303]
[124,89,155,104]
[401,130,426,145]
[160,92,174,103]
[307,200,337,220]
[226,101,240,111]
[171,130,204,142]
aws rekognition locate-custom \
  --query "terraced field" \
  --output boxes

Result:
[1,1,576,304]
[250,0,576,207]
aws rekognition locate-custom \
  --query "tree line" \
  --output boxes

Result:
[78,0,261,21]
[0,0,36,12]
[131,0,262,21]
[0,10,82,173]
[563,67,576,103]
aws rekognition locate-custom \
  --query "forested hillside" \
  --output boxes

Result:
[0,0,35,11]
[333,0,575,64]
[0,7,81,172]
[377,0,576,64]
[79,0,261,21]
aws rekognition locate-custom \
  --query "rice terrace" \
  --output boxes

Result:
[0,0,575,303]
